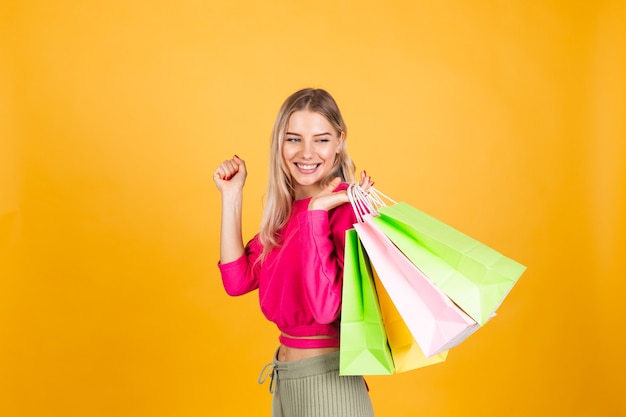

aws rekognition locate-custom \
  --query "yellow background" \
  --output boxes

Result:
[2,1,625,416]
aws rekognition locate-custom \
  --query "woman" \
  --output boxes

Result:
[213,88,374,417]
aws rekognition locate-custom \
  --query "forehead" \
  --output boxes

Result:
[286,110,336,134]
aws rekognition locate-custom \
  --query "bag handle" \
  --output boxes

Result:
[347,183,396,223]
[347,183,369,223]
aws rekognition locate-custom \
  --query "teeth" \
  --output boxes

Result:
[297,164,318,170]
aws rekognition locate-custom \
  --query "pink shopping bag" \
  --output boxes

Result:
[372,266,449,372]
[354,214,479,357]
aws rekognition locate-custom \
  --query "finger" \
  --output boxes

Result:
[220,161,240,180]
[226,159,239,173]
[216,161,237,181]
[234,156,247,175]
[358,172,371,187]
[214,164,227,177]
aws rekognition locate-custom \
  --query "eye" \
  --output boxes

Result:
[285,137,300,143]
[316,138,330,143]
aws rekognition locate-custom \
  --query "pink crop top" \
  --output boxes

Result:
[217,183,356,349]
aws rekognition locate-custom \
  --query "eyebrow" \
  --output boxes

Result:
[285,132,332,137]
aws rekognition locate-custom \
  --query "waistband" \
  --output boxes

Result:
[258,349,341,393]
[273,350,340,378]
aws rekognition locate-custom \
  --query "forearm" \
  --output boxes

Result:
[219,190,245,264]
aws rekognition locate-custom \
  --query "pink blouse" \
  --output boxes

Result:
[217,183,356,348]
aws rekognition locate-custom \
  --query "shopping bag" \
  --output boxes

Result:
[371,267,448,372]
[354,215,479,358]
[372,201,526,325]
[339,229,395,375]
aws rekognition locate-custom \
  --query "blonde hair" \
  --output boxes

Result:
[258,88,356,256]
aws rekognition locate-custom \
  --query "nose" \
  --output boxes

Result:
[301,139,313,159]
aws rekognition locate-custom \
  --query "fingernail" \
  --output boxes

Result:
[234,154,239,159]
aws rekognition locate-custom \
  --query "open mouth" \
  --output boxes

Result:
[295,163,321,172]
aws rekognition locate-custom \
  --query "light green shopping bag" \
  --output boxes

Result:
[372,202,526,325]
[339,229,395,375]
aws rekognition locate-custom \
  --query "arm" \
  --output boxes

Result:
[213,155,247,263]
[214,155,259,295]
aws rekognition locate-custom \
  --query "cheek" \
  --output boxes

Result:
[321,148,337,161]
[281,145,291,160]
[281,146,297,165]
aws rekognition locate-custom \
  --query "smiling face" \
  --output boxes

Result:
[282,110,344,200]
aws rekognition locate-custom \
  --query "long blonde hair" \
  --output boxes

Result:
[258,88,355,256]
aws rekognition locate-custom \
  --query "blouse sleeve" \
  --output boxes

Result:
[297,201,356,324]
[217,235,262,296]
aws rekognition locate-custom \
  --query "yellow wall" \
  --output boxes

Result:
[1,1,625,416]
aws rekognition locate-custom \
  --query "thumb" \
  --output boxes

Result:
[233,154,247,173]
[233,154,245,167]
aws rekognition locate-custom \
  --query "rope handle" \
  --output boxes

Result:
[347,183,396,223]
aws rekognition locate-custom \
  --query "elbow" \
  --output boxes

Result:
[220,265,257,297]
[221,278,254,297]
[223,286,244,297]
[223,283,251,297]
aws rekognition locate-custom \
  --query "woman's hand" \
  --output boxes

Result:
[213,155,247,194]
[308,171,374,211]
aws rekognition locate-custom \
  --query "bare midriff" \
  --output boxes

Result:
[277,333,339,362]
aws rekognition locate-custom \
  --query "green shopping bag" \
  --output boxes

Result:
[339,229,395,375]
[372,201,526,325]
